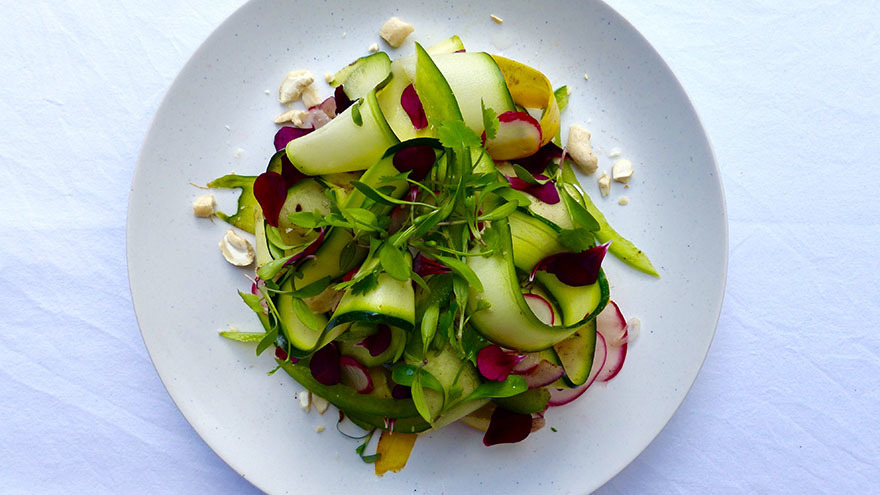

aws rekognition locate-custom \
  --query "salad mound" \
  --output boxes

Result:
[208,35,656,474]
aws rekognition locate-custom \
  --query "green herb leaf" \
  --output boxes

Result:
[554,85,569,111]
[411,370,432,423]
[562,188,600,231]
[286,211,320,229]
[437,120,482,150]
[477,201,517,221]
[558,227,596,252]
[350,272,379,295]
[464,374,528,401]
[339,241,360,273]
[511,163,541,185]
[342,207,380,231]
[390,364,444,392]
[351,101,363,126]
[238,291,265,313]
[265,225,301,250]
[420,303,440,355]
[207,174,258,234]
[218,330,266,343]
[495,186,532,207]
[434,254,483,293]
[291,297,324,331]
[481,99,499,141]
[288,276,331,298]
[256,326,278,356]
[379,243,410,282]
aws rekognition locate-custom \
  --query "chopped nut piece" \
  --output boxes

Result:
[566,125,599,175]
[299,390,311,411]
[278,69,315,103]
[490,14,504,24]
[301,85,323,108]
[626,317,641,343]
[368,42,379,53]
[608,147,622,158]
[618,196,629,206]
[598,171,611,197]
[612,159,634,183]
[192,194,216,217]
[316,425,325,433]
[584,73,589,80]
[324,72,334,84]
[312,395,330,414]
[218,229,255,266]
[274,108,308,126]
[379,17,414,48]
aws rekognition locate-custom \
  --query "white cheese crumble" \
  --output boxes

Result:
[618,196,629,206]
[490,14,504,24]
[192,194,215,217]
[278,69,315,103]
[324,72,334,84]
[566,125,599,175]
[612,159,634,183]
[218,229,255,266]
[274,108,308,125]
[368,42,379,53]
[598,171,611,197]
[379,17,415,48]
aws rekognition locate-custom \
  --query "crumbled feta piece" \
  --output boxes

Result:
[618,196,629,206]
[490,14,504,24]
[368,42,379,53]
[192,194,216,217]
[301,85,323,108]
[612,159,634,183]
[312,395,330,414]
[274,108,308,126]
[597,171,611,197]
[324,72,334,84]
[218,229,255,266]
[278,69,315,103]
[379,17,414,48]
[299,390,311,411]
[566,125,599,175]
[315,425,325,433]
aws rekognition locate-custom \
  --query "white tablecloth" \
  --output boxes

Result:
[3,1,878,492]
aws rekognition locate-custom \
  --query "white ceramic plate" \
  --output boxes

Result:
[128,1,726,493]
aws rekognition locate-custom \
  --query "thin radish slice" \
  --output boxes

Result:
[339,356,374,394]
[518,359,564,389]
[547,332,607,406]
[484,111,542,161]
[523,293,555,325]
[511,352,542,374]
[596,300,627,382]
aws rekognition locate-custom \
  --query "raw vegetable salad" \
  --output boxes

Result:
[208,35,657,474]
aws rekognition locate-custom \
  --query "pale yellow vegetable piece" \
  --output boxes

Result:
[374,431,418,476]
[491,55,560,147]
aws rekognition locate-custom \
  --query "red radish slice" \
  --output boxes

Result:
[511,352,542,374]
[483,407,533,446]
[596,301,628,382]
[518,359,564,389]
[484,111,542,160]
[547,332,607,406]
[339,356,374,394]
[523,293,555,325]
[302,108,331,129]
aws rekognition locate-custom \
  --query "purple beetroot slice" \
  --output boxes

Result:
[393,145,436,181]
[412,252,451,277]
[280,152,309,188]
[253,172,288,227]
[530,242,610,287]
[274,126,313,151]
[309,343,341,386]
[401,84,428,129]
[483,407,533,446]
[513,142,564,175]
[358,324,392,357]
[506,174,560,204]
[334,85,353,113]
[476,345,525,382]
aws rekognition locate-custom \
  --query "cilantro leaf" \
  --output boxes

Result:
[437,120,482,149]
